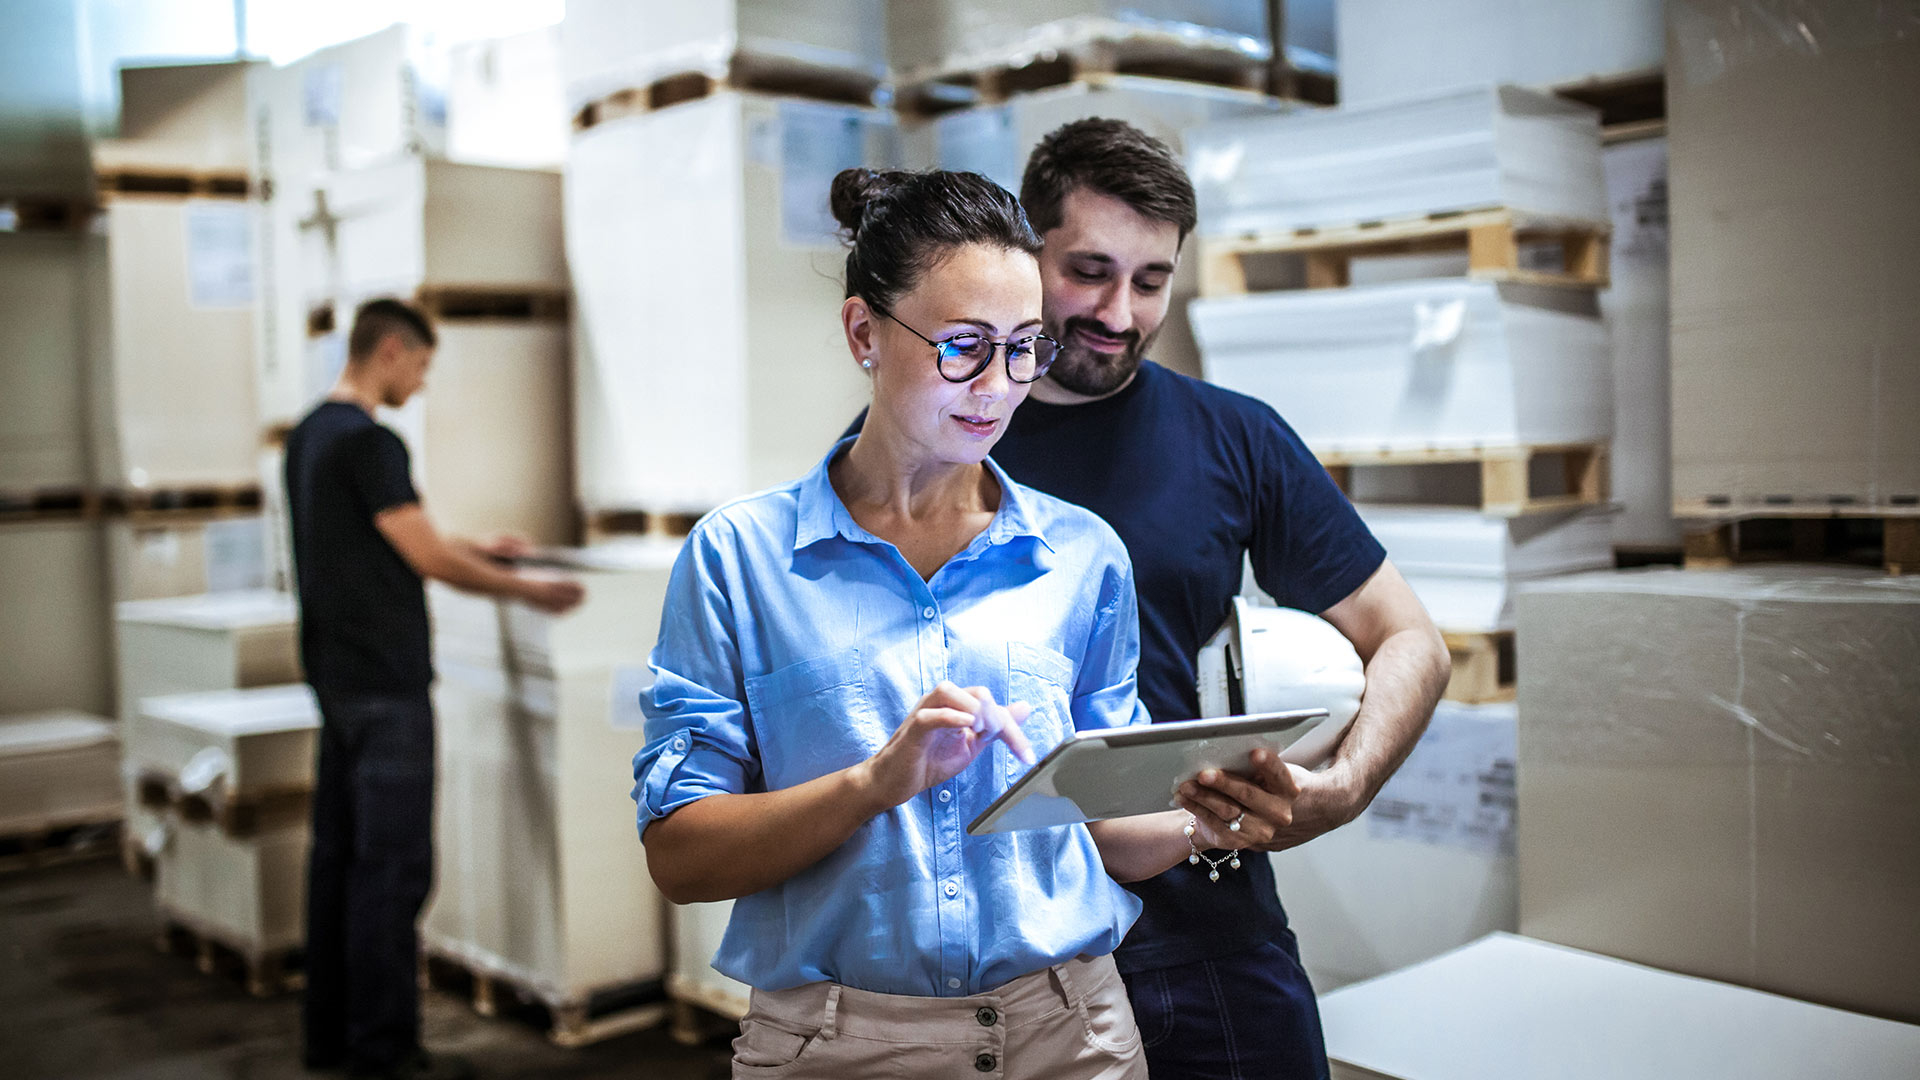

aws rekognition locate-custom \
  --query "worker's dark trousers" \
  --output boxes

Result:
[1122,929,1331,1080]
[302,690,436,1072]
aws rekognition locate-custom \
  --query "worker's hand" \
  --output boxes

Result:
[517,574,585,614]
[853,682,1032,811]
[1174,749,1307,849]
[1239,748,1363,853]
[476,533,537,561]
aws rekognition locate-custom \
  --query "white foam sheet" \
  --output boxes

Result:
[1187,84,1605,237]
[1193,279,1613,452]
[1320,933,1920,1079]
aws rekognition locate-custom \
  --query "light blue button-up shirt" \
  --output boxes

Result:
[632,438,1148,997]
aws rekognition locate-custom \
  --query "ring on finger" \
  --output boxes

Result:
[1229,812,1245,833]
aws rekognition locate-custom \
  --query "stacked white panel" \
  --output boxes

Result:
[1185,85,1606,237]
[1193,280,1612,453]
[889,1,1270,80]
[568,93,891,514]
[563,0,887,112]
[1354,507,1613,632]
[0,712,120,835]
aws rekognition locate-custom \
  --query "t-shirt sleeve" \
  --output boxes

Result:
[349,427,419,518]
[1246,406,1386,616]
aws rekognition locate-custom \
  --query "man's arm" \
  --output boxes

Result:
[375,503,582,613]
[1180,559,1449,852]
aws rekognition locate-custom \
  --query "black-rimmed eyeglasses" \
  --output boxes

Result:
[875,308,1060,384]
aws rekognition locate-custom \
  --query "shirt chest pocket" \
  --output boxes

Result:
[1005,641,1076,779]
[745,649,885,791]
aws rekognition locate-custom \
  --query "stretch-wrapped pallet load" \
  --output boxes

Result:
[0,522,111,717]
[0,712,120,838]
[562,0,887,116]
[447,26,569,170]
[1666,2,1920,511]
[568,92,893,516]
[1273,701,1518,992]
[1335,0,1665,107]
[105,516,272,603]
[1185,84,1606,237]
[0,231,95,491]
[1516,567,1920,1024]
[1192,280,1612,453]
[1600,134,1676,551]
[888,1,1270,84]
[425,541,677,1017]
[1356,507,1612,633]
[903,76,1280,380]
[1317,934,1920,1080]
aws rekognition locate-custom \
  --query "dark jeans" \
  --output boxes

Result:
[303,690,436,1072]
[1122,931,1331,1080]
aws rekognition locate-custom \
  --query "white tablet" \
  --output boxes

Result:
[966,709,1329,836]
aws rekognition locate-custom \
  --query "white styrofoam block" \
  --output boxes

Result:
[446,26,569,170]
[1601,135,1678,549]
[0,233,94,490]
[138,684,318,799]
[0,711,120,834]
[567,93,888,513]
[888,1,1271,79]
[1194,280,1613,452]
[1319,934,1920,1080]
[1186,84,1607,236]
[1276,702,1517,991]
[1357,506,1615,631]
[563,0,887,111]
[1336,0,1664,108]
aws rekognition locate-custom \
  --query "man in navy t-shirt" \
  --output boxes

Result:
[952,121,1450,1078]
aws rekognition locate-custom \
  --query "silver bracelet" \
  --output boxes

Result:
[1184,815,1241,882]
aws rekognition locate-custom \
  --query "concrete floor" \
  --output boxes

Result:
[0,856,732,1080]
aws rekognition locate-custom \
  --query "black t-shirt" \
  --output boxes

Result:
[851,360,1386,972]
[283,401,432,697]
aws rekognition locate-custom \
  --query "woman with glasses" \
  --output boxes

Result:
[630,169,1259,1079]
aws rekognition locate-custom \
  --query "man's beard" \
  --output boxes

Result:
[1044,316,1151,398]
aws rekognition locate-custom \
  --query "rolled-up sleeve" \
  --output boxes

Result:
[1070,547,1152,732]
[631,525,761,831]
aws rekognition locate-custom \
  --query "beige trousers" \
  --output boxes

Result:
[731,954,1147,1079]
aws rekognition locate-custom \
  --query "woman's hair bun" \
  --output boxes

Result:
[830,167,907,237]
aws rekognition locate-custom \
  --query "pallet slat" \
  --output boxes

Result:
[1322,443,1610,518]
[1679,512,1916,576]
[156,914,303,998]
[422,949,668,1048]
[1442,631,1515,705]
[573,54,881,131]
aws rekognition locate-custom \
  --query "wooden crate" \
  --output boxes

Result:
[1323,443,1610,518]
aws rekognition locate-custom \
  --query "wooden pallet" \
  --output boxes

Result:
[0,818,122,874]
[895,32,1273,118]
[1676,505,1919,576]
[421,950,669,1048]
[585,508,704,543]
[1199,208,1611,296]
[102,484,263,518]
[1442,631,1515,705]
[666,973,749,1046]
[96,169,250,199]
[1553,69,1666,143]
[0,486,103,524]
[1,195,97,232]
[574,53,882,131]
[1322,443,1609,518]
[136,771,311,838]
[414,286,571,322]
[1612,545,1685,570]
[155,914,303,997]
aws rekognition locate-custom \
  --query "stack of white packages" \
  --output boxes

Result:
[113,591,301,855]
[567,92,893,514]
[1274,701,1517,991]
[904,75,1280,379]
[1195,280,1612,453]
[446,26,569,170]
[1185,84,1608,238]
[424,540,678,1015]
[888,0,1270,82]
[0,712,121,838]
[562,0,888,119]
[141,685,318,966]
[1353,508,1613,633]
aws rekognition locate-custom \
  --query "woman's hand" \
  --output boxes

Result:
[1172,755,1307,851]
[852,681,1033,811]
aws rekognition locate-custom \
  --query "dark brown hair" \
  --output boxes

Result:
[1020,118,1198,241]
[830,168,1041,311]
[347,297,436,361]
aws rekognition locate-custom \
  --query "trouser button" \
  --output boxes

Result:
[976,1006,997,1026]
[974,1051,996,1072]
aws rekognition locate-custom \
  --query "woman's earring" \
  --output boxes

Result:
[861,359,873,368]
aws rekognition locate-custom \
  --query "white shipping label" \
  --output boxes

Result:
[184,202,256,309]
[780,101,878,247]
[1605,137,1669,266]
[204,517,269,593]
[936,105,1019,193]
[610,664,653,730]
[304,62,343,127]
[1365,711,1516,856]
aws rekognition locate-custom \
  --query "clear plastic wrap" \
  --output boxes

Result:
[1669,0,1920,86]
[888,1,1272,79]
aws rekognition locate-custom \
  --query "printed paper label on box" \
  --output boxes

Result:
[937,106,1019,194]
[1366,711,1516,856]
[610,664,653,730]
[304,63,343,127]
[184,202,255,309]
[205,517,270,593]
[780,102,876,248]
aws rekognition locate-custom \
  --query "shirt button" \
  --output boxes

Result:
[938,789,952,804]
[974,1052,996,1072]
[943,881,959,898]
[976,1006,997,1027]
[922,606,936,619]
[670,737,685,752]
[947,977,962,990]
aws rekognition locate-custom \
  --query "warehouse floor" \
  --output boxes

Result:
[1,856,732,1080]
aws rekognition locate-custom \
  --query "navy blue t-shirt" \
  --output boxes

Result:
[851,360,1385,971]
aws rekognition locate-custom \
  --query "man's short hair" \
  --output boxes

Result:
[1020,118,1199,242]
[347,298,436,361]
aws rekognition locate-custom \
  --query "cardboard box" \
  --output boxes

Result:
[1356,508,1613,632]
[1274,702,1517,991]
[1515,567,1920,1023]
[1667,3,1920,507]
[1319,934,1920,1079]
[888,1,1269,81]
[0,232,94,490]
[0,521,111,717]
[1599,134,1678,549]
[1335,0,1664,107]
[0,712,120,835]
[568,92,892,513]
[1186,84,1607,237]
[1193,280,1613,453]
